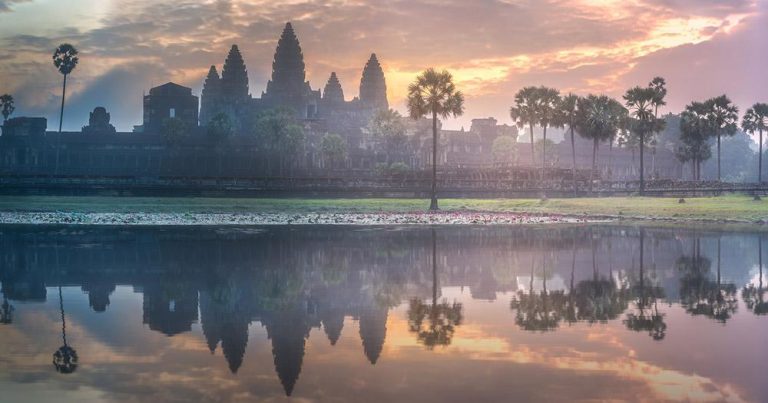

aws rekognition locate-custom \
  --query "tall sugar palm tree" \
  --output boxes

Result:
[557,94,580,190]
[648,77,667,174]
[407,68,464,211]
[576,95,625,190]
[53,44,79,133]
[0,94,15,123]
[706,95,739,181]
[679,101,713,181]
[52,44,79,175]
[624,86,663,194]
[536,87,562,179]
[510,87,539,168]
[742,103,768,182]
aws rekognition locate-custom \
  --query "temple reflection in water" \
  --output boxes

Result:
[0,225,766,400]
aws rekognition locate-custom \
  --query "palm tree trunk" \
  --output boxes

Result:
[571,236,576,290]
[570,126,576,193]
[608,138,613,180]
[430,110,438,210]
[432,228,438,305]
[591,139,597,190]
[759,129,763,183]
[58,286,68,347]
[717,134,721,182]
[639,131,645,195]
[529,123,535,167]
[58,74,67,133]
[55,73,68,175]
[542,125,547,181]
[591,235,598,281]
[717,237,721,286]
[698,159,702,181]
[640,227,645,289]
[652,105,659,177]
[694,158,698,181]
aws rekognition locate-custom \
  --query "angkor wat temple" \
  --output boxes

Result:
[0,22,686,193]
[197,23,388,133]
[0,22,418,183]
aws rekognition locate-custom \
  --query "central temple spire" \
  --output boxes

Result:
[266,22,307,98]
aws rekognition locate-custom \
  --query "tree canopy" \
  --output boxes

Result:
[0,94,14,123]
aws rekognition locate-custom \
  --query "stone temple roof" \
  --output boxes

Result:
[149,82,192,97]
[323,72,345,104]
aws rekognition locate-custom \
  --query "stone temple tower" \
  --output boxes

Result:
[221,45,250,104]
[263,22,319,117]
[359,54,388,110]
[199,65,222,125]
[322,72,345,107]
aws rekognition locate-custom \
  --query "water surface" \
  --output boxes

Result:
[1,225,766,402]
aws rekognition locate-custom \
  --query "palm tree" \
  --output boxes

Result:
[575,95,625,190]
[407,69,464,210]
[648,77,667,175]
[679,102,714,181]
[624,86,663,194]
[0,94,15,123]
[535,87,562,179]
[510,87,539,168]
[53,44,79,132]
[742,103,768,182]
[52,44,79,175]
[706,95,739,181]
[557,94,580,191]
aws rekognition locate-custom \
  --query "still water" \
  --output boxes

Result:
[0,225,766,402]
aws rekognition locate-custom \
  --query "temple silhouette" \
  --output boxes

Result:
[0,22,686,193]
[194,23,388,133]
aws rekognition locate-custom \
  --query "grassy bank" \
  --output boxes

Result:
[0,195,765,223]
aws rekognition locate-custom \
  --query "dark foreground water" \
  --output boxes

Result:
[0,225,766,403]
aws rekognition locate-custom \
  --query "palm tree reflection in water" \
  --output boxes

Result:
[407,229,463,349]
[677,237,738,323]
[743,235,767,315]
[623,228,667,340]
[53,286,78,374]
[574,234,629,324]
[510,248,567,332]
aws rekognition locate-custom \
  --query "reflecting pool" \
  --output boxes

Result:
[0,225,766,402]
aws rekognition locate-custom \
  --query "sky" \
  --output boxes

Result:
[0,0,766,132]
